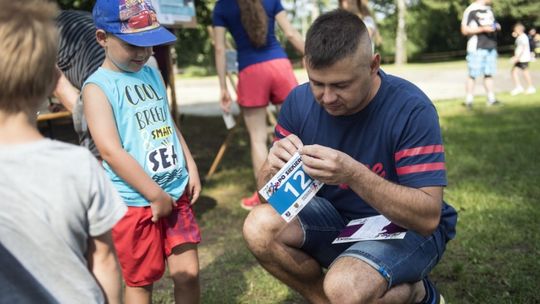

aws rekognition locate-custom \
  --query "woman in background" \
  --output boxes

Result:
[213,0,304,210]
[340,0,382,47]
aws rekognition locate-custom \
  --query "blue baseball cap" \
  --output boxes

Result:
[93,0,177,47]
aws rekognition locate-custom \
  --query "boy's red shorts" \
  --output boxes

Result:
[112,193,201,287]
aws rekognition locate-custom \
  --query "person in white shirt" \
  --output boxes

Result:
[510,23,536,95]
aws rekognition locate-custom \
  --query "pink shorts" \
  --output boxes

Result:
[237,58,298,108]
[112,193,201,287]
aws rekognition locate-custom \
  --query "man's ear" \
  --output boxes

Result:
[370,53,381,74]
[95,29,107,46]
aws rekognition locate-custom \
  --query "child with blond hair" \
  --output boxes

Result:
[83,0,202,303]
[0,0,126,303]
[510,23,536,95]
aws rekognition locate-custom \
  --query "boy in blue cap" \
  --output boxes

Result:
[83,1,201,303]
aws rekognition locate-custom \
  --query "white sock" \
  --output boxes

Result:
[465,94,474,104]
[487,92,496,103]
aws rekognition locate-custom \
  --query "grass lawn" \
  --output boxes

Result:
[149,90,540,303]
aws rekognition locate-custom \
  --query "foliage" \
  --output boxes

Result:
[173,0,215,74]
[373,0,540,62]
[57,0,94,11]
[55,0,540,69]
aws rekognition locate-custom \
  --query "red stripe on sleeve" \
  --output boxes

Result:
[275,124,292,138]
[396,162,446,175]
[394,145,444,162]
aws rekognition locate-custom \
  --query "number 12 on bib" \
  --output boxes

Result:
[259,153,324,222]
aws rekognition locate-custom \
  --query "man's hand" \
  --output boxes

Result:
[150,190,176,223]
[299,144,359,185]
[268,134,304,171]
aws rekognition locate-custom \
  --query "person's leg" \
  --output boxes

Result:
[465,52,479,105]
[163,195,201,303]
[125,285,152,304]
[522,68,535,92]
[236,62,274,207]
[242,106,271,179]
[511,66,522,89]
[483,76,499,104]
[465,77,475,105]
[168,243,200,304]
[324,257,425,304]
[112,207,165,304]
[243,204,329,303]
[483,49,498,104]
[324,225,448,304]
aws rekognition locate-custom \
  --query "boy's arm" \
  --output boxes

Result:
[175,125,201,204]
[83,83,174,222]
[87,231,122,304]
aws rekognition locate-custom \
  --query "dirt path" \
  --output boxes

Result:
[174,61,540,116]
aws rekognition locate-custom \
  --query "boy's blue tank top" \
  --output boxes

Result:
[84,66,188,207]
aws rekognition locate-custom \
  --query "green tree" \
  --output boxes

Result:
[394,0,407,64]
[173,0,214,73]
[372,0,540,62]
[57,0,94,11]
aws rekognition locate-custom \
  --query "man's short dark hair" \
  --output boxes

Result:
[305,9,370,69]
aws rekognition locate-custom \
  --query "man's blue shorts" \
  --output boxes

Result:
[466,48,498,79]
[297,197,449,289]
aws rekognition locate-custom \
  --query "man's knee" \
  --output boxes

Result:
[323,257,386,304]
[243,204,282,249]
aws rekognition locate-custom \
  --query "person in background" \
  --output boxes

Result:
[340,0,382,48]
[54,10,105,156]
[83,0,202,303]
[243,9,456,304]
[358,2,382,47]
[212,0,304,210]
[527,28,537,61]
[54,10,105,113]
[510,23,536,95]
[0,1,126,303]
[461,0,501,109]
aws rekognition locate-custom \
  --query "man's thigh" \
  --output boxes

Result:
[297,197,351,268]
[337,228,445,289]
[467,50,485,78]
[483,49,498,76]
[298,197,447,288]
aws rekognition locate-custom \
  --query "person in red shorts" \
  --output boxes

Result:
[83,0,202,303]
[213,0,304,210]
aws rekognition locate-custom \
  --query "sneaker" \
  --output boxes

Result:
[462,102,473,110]
[241,191,261,210]
[487,100,502,106]
[511,87,524,96]
[420,277,445,304]
[526,87,537,94]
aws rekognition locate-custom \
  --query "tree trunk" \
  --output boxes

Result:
[395,0,407,65]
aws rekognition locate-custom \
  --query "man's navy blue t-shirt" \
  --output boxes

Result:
[276,70,457,239]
